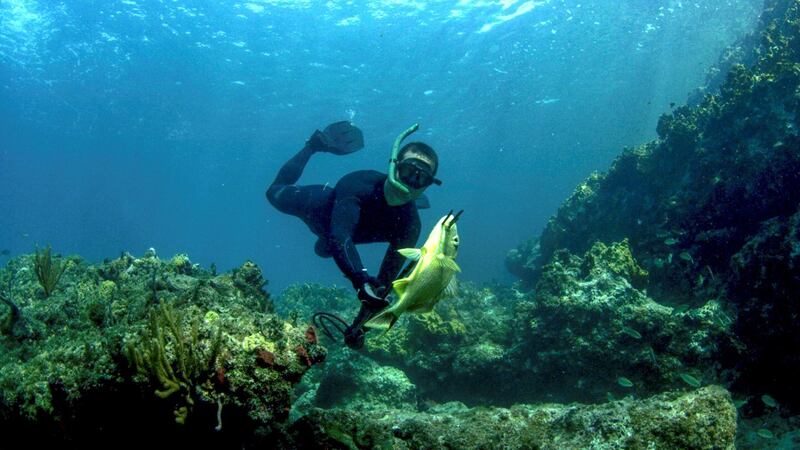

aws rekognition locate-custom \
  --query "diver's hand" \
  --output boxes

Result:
[357,281,390,311]
[373,284,390,300]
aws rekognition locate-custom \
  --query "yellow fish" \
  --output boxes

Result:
[365,210,462,331]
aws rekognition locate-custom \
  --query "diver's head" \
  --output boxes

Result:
[396,142,439,190]
[384,124,441,206]
[384,142,440,206]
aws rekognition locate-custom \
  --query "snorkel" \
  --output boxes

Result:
[384,123,431,206]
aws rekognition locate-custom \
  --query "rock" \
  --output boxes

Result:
[165,273,199,291]
[313,350,417,411]
[291,386,737,449]
[509,240,739,403]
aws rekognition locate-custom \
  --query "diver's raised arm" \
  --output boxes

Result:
[329,195,371,290]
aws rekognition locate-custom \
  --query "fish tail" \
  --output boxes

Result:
[364,308,399,331]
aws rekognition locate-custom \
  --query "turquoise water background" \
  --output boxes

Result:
[0,0,761,292]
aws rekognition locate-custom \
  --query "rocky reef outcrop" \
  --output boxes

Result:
[507,0,800,413]
[509,240,740,404]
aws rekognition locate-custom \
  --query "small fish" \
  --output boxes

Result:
[672,304,690,315]
[756,429,774,439]
[679,251,693,262]
[365,211,463,331]
[648,347,658,366]
[617,377,634,388]
[621,326,642,339]
[679,373,701,388]
[761,394,777,408]
[663,238,678,246]
[0,249,9,256]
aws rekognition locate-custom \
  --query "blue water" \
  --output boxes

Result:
[0,0,761,293]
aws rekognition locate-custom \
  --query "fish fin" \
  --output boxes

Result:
[364,309,399,331]
[392,278,410,297]
[398,248,422,261]
[444,277,458,298]
[442,257,461,273]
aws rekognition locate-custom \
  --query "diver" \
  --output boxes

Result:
[266,122,441,349]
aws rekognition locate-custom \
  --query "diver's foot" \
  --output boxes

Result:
[306,122,364,155]
[305,130,328,153]
[343,298,389,349]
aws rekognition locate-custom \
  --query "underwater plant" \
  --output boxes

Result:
[126,302,223,425]
[33,245,66,298]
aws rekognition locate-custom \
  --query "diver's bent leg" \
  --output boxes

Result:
[266,145,318,214]
[267,183,326,218]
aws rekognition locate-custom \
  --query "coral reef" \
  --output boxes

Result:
[0,249,324,446]
[290,386,737,449]
[0,248,753,447]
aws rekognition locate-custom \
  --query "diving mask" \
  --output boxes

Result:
[384,124,442,206]
[396,157,439,189]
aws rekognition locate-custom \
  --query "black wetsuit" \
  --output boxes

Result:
[266,146,421,291]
